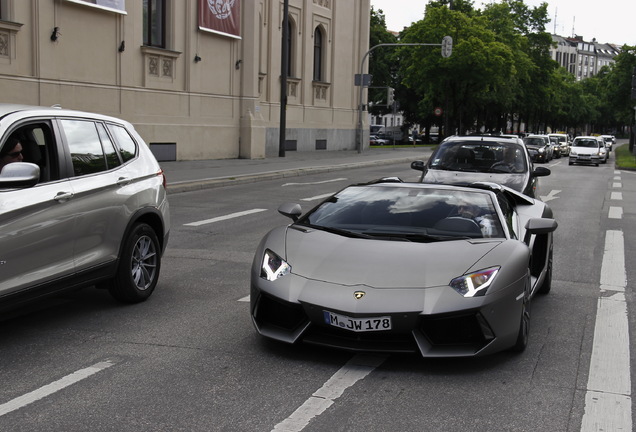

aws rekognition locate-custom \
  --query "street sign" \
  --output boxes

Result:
[441,36,453,58]
[434,107,443,116]
[355,74,372,87]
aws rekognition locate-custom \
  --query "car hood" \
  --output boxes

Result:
[423,170,527,194]
[571,146,598,155]
[525,144,542,150]
[285,227,500,288]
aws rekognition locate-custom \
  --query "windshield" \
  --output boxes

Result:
[299,185,506,240]
[573,139,599,148]
[428,141,527,174]
[523,138,546,147]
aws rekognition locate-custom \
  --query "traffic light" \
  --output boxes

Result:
[387,87,395,106]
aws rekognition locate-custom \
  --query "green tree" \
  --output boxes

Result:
[368,8,397,116]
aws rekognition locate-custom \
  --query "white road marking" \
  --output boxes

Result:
[184,209,267,226]
[0,360,115,417]
[301,193,334,202]
[610,191,623,201]
[540,189,561,202]
[613,182,622,188]
[608,206,623,219]
[282,178,347,187]
[272,354,387,431]
[238,295,250,302]
[581,230,631,431]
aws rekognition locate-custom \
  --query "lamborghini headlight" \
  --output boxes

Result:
[260,249,291,281]
[450,267,500,297]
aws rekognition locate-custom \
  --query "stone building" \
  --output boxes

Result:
[550,34,621,81]
[0,0,371,160]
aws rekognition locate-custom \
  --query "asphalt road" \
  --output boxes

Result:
[0,151,634,431]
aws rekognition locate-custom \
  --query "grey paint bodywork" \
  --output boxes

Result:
[250,182,556,358]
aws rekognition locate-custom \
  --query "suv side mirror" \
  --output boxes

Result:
[0,162,40,188]
[411,160,425,172]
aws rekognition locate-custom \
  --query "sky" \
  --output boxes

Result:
[370,0,636,46]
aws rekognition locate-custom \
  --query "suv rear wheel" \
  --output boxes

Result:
[109,223,161,303]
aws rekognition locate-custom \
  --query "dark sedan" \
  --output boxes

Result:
[524,135,552,163]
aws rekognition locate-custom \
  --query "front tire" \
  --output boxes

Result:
[512,295,530,352]
[109,223,161,303]
[511,273,531,352]
[538,246,553,294]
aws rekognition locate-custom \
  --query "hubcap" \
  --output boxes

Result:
[131,235,157,290]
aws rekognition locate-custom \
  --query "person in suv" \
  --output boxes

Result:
[0,137,24,171]
[0,104,170,312]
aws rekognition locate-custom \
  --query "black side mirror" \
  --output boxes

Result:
[411,160,425,172]
[533,166,551,177]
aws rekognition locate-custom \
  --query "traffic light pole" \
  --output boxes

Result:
[356,38,452,153]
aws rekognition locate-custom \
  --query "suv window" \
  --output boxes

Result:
[61,119,109,176]
[108,124,137,163]
[96,123,122,169]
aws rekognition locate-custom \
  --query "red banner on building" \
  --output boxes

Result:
[199,0,241,39]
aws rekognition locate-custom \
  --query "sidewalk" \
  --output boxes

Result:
[161,147,433,193]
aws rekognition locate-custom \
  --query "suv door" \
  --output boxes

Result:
[58,118,134,273]
[0,121,76,297]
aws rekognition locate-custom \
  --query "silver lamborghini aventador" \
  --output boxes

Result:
[250,180,557,357]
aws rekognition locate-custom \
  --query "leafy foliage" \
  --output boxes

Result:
[368,1,636,138]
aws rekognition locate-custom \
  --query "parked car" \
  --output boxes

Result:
[410,135,551,198]
[250,180,557,357]
[569,136,604,166]
[369,135,388,146]
[0,104,170,312]
[548,133,571,156]
[523,135,552,163]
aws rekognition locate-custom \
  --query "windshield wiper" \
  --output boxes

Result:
[295,223,375,239]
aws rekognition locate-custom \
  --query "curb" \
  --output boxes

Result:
[166,156,423,194]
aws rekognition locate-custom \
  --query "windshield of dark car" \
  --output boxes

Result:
[428,141,527,174]
[298,185,506,240]
[523,138,546,147]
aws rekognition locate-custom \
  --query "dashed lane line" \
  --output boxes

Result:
[0,360,115,417]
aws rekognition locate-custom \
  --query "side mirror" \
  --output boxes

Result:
[0,162,40,188]
[278,202,302,222]
[533,166,551,177]
[523,218,558,245]
[411,160,425,172]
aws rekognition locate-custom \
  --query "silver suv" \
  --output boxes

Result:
[0,104,170,311]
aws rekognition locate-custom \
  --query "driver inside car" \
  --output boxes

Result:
[456,201,496,237]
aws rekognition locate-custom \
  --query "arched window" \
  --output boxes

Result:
[313,27,323,82]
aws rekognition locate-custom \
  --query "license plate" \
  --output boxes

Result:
[323,310,392,332]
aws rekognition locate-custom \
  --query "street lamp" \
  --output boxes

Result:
[356,37,452,153]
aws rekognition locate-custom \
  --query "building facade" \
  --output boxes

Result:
[0,0,371,160]
[549,34,621,81]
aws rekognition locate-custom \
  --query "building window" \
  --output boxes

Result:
[143,0,165,48]
[313,27,323,82]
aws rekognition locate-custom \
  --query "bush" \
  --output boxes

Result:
[615,144,636,169]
